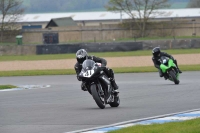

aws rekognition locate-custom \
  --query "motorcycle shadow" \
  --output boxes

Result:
[151,83,187,86]
[79,106,121,110]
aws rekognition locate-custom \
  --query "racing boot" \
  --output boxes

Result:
[81,82,87,91]
[159,70,167,80]
[106,68,119,95]
[159,69,164,77]
[177,68,182,73]
[174,60,182,73]
[110,78,119,95]
[163,74,168,80]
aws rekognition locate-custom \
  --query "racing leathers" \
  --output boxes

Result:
[152,52,182,79]
[74,55,118,92]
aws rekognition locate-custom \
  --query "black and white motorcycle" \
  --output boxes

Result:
[78,59,120,109]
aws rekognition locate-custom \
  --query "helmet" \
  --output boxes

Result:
[76,49,88,63]
[152,47,161,57]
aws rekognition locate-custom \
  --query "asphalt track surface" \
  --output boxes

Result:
[0,72,200,133]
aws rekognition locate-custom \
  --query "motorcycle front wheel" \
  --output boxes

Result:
[169,70,179,85]
[91,84,106,109]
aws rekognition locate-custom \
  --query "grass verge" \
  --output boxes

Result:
[117,36,200,41]
[0,69,75,77]
[0,49,200,61]
[108,118,200,133]
[113,64,200,73]
[0,65,199,77]
[0,85,18,90]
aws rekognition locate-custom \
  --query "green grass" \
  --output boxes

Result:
[0,85,18,90]
[0,54,76,61]
[0,49,199,61]
[117,36,200,42]
[0,69,75,77]
[56,36,200,43]
[4,36,200,45]
[0,42,16,45]
[108,118,200,133]
[0,64,199,77]
[113,65,200,73]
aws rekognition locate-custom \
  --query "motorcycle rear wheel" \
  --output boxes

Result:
[169,70,179,84]
[91,84,106,109]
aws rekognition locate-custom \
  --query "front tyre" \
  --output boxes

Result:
[91,84,105,109]
[169,70,179,85]
[109,96,120,107]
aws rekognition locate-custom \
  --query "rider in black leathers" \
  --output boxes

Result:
[152,47,182,79]
[74,49,119,93]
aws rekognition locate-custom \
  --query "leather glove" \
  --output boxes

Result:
[81,82,87,91]
[95,63,102,67]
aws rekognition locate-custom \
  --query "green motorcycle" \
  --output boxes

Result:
[160,56,180,84]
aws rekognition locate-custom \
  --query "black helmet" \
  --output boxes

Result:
[152,47,161,57]
[76,49,88,63]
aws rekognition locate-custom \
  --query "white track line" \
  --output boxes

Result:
[66,108,200,133]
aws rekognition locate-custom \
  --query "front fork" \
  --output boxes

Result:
[167,68,179,80]
[98,76,114,103]
[96,83,104,97]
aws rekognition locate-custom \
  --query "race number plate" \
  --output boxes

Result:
[83,70,94,77]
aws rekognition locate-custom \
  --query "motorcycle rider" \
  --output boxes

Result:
[152,47,182,79]
[74,49,119,93]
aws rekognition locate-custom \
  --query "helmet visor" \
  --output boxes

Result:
[153,51,160,57]
[77,56,87,64]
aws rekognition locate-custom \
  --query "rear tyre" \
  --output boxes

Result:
[91,84,105,109]
[109,96,120,107]
[169,70,179,84]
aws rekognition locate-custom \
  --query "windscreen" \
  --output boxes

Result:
[82,59,95,71]
[160,56,169,64]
